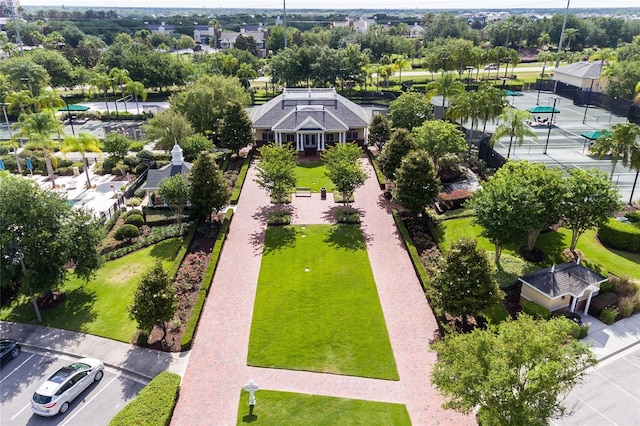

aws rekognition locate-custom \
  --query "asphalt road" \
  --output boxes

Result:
[0,349,145,426]
[553,345,640,426]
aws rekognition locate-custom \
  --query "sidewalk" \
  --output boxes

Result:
[581,313,640,361]
[0,321,190,381]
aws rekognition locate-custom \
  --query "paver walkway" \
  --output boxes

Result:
[171,158,473,425]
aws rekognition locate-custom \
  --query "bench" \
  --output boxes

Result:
[295,187,312,197]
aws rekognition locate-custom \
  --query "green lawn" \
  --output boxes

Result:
[248,225,398,380]
[294,161,335,192]
[0,238,183,342]
[237,390,410,425]
[437,218,640,281]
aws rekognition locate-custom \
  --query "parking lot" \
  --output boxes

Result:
[553,345,640,426]
[1,349,145,426]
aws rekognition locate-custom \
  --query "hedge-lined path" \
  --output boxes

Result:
[171,158,474,425]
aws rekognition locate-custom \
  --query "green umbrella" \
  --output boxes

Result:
[527,105,560,114]
[58,104,90,112]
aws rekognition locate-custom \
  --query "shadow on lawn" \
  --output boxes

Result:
[324,224,366,251]
[262,226,297,255]
[149,239,183,262]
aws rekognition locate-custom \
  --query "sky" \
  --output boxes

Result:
[18,0,640,10]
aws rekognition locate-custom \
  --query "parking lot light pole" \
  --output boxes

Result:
[543,96,560,155]
[62,96,75,136]
[582,78,596,124]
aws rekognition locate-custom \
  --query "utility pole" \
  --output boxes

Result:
[283,0,287,49]
[555,0,570,68]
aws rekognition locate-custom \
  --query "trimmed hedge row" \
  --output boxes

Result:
[230,153,252,204]
[108,372,180,426]
[598,218,640,253]
[102,224,190,261]
[180,209,234,351]
[365,148,386,190]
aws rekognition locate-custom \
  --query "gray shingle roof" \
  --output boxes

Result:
[553,61,605,80]
[250,88,369,130]
[519,261,607,298]
[142,162,192,191]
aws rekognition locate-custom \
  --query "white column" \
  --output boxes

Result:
[570,296,578,313]
[297,133,302,151]
[320,133,325,151]
[584,291,593,315]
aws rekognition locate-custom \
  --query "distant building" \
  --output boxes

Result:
[249,88,370,157]
[145,22,175,36]
[217,24,267,57]
[0,0,19,17]
[553,61,608,93]
[408,22,424,39]
[142,143,192,205]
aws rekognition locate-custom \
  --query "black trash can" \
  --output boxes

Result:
[320,187,327,200]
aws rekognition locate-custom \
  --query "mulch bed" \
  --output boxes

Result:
[140,217,222,352]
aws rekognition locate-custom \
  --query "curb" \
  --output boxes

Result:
[20,343,153,384]
[595,339,640,363]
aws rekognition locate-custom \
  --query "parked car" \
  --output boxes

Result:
[484,63,498,70]
[0,339,20,366]
[31,358,104,417]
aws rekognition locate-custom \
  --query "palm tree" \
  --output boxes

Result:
[124,80,147,115]
[628,141,640,205]
[591,122,640,181]
[491,108,537,159]
[17,111,62,188]
[88,72,112,114]
[634,81,640,104]
[537,33,551,50]
[62,133,102,189]
[109,67,131,113]
[393,56,408,85]
[236,63,257,90]
[449,91,484,151]
[478,84,507,134]
[5,90,35,115]
[36,88,65,140]
[425,73,465,114]
[563,28,580,51]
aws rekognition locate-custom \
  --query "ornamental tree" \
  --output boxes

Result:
[158,174,190,226]
[563,168,621,251]
[129,260,178,341]
[219,100,253,157]
[378,128,416,181]
[255,143,298,204]
[412,120,467,170]
[392,149,440,218]
[322,142,367,205]
[388,91,433,131]
[0,173,103,322]
[367,114,391,152]
[430,239,502,325]
[188,152,230,221]
[431,315,596,426]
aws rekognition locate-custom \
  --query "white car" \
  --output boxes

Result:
[31,358,104,417]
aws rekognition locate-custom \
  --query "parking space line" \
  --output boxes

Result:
[60,374,118,426]
[0,353,35,384]
[566,393,617,425]
[594,371,640,402]
[10,402,32,421]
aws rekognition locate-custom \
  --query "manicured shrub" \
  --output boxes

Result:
[599,280,614,294]
[126,197,141,207]
[336,207,361,224]
[135,163,149,175]
[102,224,189,260]
[124,155,138,168]
[589,292,619,316]
[230,153,252,204]
[102,209,123,233]
[522,300,552,320]
[136,150,155,160]
[624,211,640,223]
[579,324,590,339]
[599,307,616,325]
[598,218,640,253]
[102,156,118,172]
[128,141,144,152]
[267,210,291,226]
[109,372,180,426]
[115,224,140,241]
[125,214,145,228]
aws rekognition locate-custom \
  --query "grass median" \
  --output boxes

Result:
[248,224,398,380]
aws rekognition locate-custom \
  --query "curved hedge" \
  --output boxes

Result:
[125,214,145,228]
[598,218,640,253]
[230,153,252,204]
[109,371,180,426]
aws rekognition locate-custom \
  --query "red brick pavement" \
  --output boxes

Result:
[171,158,474,426]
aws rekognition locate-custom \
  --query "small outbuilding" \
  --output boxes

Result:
[518,260,607,314]
[552,60,608,93]
[142,143,192,206]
